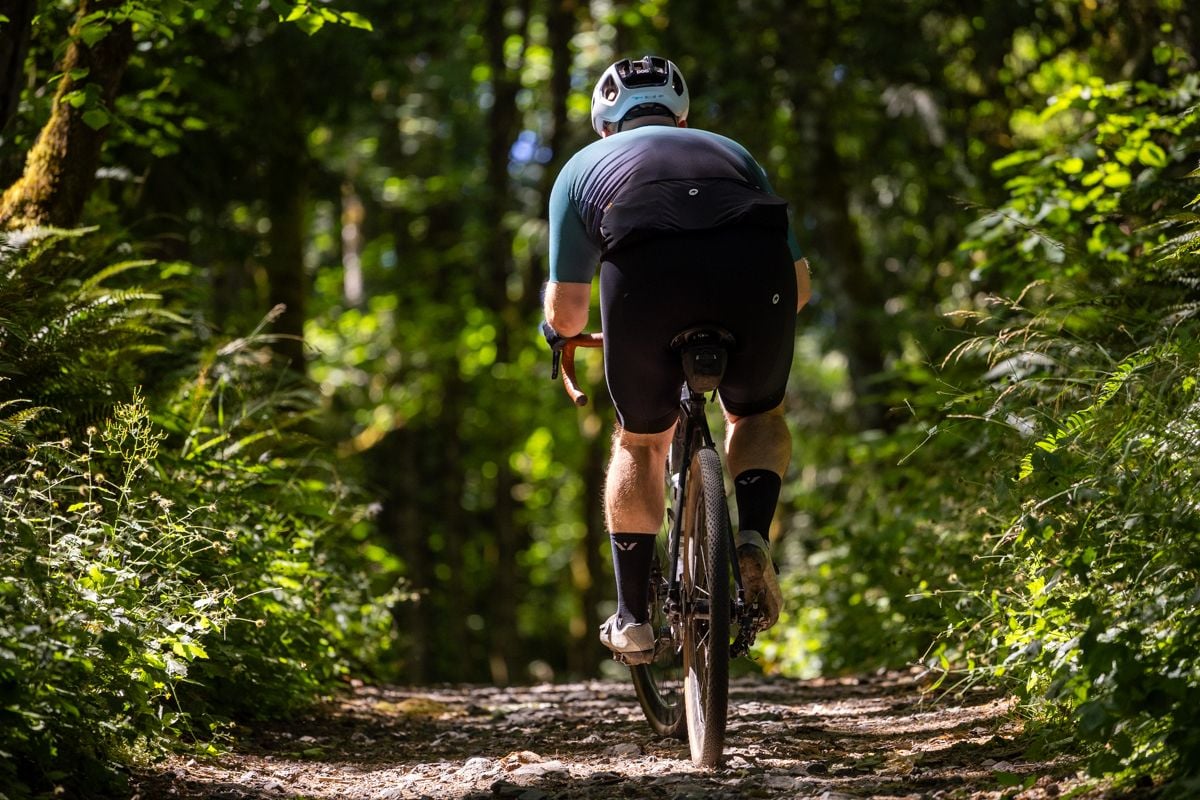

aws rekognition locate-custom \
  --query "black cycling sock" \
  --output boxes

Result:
[733,469,782,538]
[610,532,655,625]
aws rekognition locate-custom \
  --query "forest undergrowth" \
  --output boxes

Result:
[0,230,400,798]
[762,73,1200,797]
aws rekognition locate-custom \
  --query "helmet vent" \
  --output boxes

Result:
[600,76,619,102]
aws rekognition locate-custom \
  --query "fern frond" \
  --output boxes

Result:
[79,260,157,292]
[0,400,53,447]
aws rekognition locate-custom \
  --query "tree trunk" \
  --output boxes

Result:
[263,112,309,372]
[527,0,575,301]
[481,0,533,684]
[809,113,890,430]
[0,0,133,229]
[437,374,472,682]
[489,463,518,685]
[0,0,36,132]
[400,430,431,683]
[340,181,365,308]
[569,393,608,676]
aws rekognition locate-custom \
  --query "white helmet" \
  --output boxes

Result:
[590,56,689,136]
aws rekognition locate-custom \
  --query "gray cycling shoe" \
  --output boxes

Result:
[599,614,655,665]
[736,530,782,629]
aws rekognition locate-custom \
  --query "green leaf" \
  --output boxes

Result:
[1137,141,1167,167]
[1102,170,1130,188]
[335,11,373,31]
[292,14,325,35]
[995,771,1024,788]
[1018,453,1034,481]
[78,21,111,48]
[1059,157,1085,175]
[993,150,1041,173]
[81,108,111,130]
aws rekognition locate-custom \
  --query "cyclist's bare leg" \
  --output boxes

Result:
[724,403,790,479]
[723,403,789,626]
[605,423,676,533]
[601,423,675,655]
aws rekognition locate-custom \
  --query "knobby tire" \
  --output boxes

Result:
[682,445,730,766]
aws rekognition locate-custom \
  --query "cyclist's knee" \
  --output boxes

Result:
[612,423,675,453]
[724,403,785,426]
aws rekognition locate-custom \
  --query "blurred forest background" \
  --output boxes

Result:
[1,0,1199,797]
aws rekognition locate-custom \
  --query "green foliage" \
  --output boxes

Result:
[892,76,1200,788]
[759,32,1200,794]
[0,228,176,423]
[7,0,1200,794]
[0,230,397,798]
[1,395,229,796]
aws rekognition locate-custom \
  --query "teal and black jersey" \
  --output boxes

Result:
[547,126,803,283]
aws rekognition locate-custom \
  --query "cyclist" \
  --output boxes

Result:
[542,56,811,663]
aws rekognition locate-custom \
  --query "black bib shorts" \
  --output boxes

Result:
[599,225,797,434]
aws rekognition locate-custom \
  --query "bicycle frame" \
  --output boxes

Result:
[667,387,745,623]
[555,333,759,656]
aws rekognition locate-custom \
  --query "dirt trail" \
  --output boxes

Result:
[131,670,1117,800]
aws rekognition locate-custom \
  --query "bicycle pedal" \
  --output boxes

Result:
[613,649,655,666]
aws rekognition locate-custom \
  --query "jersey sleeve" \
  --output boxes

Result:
[548,167,601,284]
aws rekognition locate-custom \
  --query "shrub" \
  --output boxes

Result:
[937,76,1200,788]
[0,229,398,798]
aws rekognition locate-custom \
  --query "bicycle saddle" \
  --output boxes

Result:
[670,326,736,394]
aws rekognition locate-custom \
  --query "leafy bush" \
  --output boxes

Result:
[1,395,231,795]
[940,76,1200,788]
[764,70,1200,794]
[897,76,1195,796]
[0,230,398,798]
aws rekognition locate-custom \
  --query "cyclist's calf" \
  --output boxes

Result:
[606,423,675,534]
[724,403,790,479]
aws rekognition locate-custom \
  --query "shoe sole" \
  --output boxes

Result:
[611,648,655,666]
[739,551,782,628]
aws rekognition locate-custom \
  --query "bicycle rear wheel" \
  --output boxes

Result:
[682,445,730,766]
[629,540,686,738]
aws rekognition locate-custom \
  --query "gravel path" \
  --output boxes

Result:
[130,669,1122,800]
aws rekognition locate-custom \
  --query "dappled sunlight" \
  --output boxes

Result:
[134,673,1083,800]
[4,0,1198,795]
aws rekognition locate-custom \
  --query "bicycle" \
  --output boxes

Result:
[551,327,768,767]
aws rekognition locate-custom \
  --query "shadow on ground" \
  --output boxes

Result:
[130,670,1115,800]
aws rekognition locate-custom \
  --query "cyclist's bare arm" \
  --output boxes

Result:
[544,280,591,337]
[795,258,811,312]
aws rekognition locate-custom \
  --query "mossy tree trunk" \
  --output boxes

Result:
[0,0,133,230]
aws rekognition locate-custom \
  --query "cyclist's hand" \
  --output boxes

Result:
[541,320,568,353]
[542,321,568,380]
